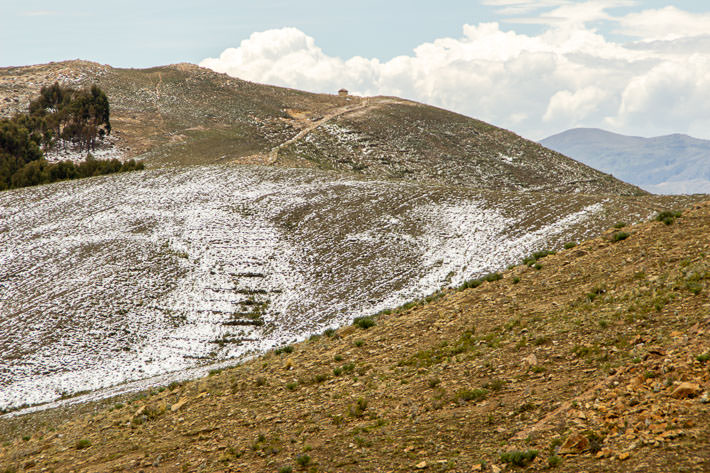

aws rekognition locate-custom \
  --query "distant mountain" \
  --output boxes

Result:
[540,128,710,195]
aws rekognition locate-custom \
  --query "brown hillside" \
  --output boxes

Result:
[2,202,708,472]
[0,61,644,194]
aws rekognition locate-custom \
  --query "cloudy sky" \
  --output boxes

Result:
[2,1,709,140]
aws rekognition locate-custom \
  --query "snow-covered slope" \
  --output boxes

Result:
[0,165,696,412]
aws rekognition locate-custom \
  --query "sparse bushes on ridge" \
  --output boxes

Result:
[523,250,555,267]
[457,272,502,291]
[564,241,577,249]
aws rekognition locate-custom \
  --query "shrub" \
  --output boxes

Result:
[313,373,328,383]
[349,397,368,417]
[427,378,441,388]
[255,376,267,387]
[533,263,542,270]
[483,379,505,391]
[612,231,629,242]
[614,222,626,228]
[354,339,364,347]
[296,454,311,466]
[457,388,488,402]
[500,449,538,467]
[333,367,343,376]
[484,272,503,282]
[285,382,297,391]
[656,210,682,225]
[334,354,343,362]
[512,276,520,284]
[353,316,375,330]
[278,467,293,473]
[275,345,294,355]
[564,241,577,249]
[548,455,562,467]
[697,352,710,363]
[686,281,703,295]
[323,328,336,338]
[75,439,91,450]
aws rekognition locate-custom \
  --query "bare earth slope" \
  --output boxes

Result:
[1,201,708,472]
[0,61,643,194]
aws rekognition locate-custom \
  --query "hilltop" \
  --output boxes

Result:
[1,200,708,472]
[541,128,710,195]
[0,61,643,194]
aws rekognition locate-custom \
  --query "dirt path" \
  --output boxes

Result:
[154,72,166,132]
[266,99,373,164]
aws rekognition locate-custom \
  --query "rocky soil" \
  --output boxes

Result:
[1,200,708,472]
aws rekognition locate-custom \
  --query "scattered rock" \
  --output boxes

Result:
[618,452,630,461]
[415,461,428,469]
[559,433,590,454]
[490,464,502,473]
[523,354,538,366]
[171,398,187,412]
[670,382,702,399]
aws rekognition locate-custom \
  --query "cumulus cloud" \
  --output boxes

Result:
[200,5,710,140]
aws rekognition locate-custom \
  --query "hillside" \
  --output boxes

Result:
[1,200,708,472]
[2,165,697,414]
[0,61,644,194]
[541,128,710,195]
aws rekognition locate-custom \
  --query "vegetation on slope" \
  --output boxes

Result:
[1,202,708,472]
[0,82,143,191]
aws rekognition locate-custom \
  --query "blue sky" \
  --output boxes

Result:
[2,1,710,140]
[1,0,706,67]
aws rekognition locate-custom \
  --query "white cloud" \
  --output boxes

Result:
[200,5,710,140]
[618,6,710,41]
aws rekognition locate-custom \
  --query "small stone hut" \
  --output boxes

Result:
[338,88,349,97]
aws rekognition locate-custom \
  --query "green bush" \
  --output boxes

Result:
[353,316,375,329]
[614,222,626,228]
[612,231,629,242]
[349,397,368,417]
[697,352,710,363]
[500,449,538,467]
[512,276,520,284]
[457,388,488,402]
[548,455,562,467]
[296,454,311,466]
[656,210,682,225]
[323,328,336,338]
[564,241,577,249]
[278,467,293,473]
[275,345,294,355]
[75,439,91,450]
